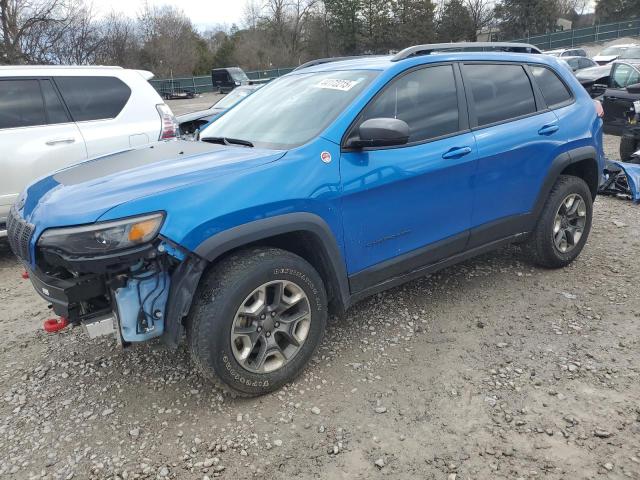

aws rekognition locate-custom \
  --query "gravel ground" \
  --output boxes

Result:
[1,133,639,480]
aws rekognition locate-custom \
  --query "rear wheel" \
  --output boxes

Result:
[187,247,327,397]
[620,136,639,163]
[526,175,593,268]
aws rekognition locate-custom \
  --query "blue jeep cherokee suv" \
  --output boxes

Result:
[8,43,604,396]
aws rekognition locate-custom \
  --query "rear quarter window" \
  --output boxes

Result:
[55,76,131,122]
[463,63,536,127]
[530,65,573,108]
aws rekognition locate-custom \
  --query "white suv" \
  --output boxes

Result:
[0,66,177,236]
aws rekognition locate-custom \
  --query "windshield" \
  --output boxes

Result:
[620,47,640,59]
[213,88,255,109]
[599,46,627,56]
[229,68,249,82]
[201,70,378,149]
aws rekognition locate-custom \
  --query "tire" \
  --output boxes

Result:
[525,175,593,269]
[620,136,639,163]
[186,247,328,397]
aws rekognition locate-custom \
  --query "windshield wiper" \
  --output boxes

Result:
[201,136,254,147]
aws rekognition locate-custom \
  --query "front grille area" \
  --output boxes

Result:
[7,206,35,263]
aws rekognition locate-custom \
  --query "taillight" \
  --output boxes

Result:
[156,104,178,140]
[593,99,604,118]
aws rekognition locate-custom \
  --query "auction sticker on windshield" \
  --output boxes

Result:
[314,79,360,91]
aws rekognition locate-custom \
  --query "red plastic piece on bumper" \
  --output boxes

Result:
[21,270,29,279]
[44,317,69,333]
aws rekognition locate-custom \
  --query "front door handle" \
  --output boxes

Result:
[442,146,472,159]
[538,124,559,136]
[46,138,76,146]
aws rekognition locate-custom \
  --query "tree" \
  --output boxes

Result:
[360,0,392,53]
[495,0,559,38]
[324,0,361,55]
[464,0,495,40]
[437,0,475,42]
[595,0,640,23]
[95,13,139,68]
[392,0,437,49]
[0,0,80,64]
[137,4,200,76]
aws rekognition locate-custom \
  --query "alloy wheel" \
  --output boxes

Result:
[553,193,587,253]
[230,280,311,373]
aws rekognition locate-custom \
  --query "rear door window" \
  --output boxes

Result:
[530,65,573,108]
[55,76,131,121]
[358,65,460,143]
[463,64,536,127]
[0,79,46,129]
[41,80,70,124]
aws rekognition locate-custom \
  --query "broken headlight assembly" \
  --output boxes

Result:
[38,213,165,255]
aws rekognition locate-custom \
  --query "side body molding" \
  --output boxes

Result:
[193,212,351,310]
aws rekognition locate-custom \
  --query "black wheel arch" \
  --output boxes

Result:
[533,146,600,224]
[193,212,351,314]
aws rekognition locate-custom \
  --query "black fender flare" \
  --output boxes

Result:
[532,145,599,223]
[193,212,351,310]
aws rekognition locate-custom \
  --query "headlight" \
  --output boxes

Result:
[38,213,164,255]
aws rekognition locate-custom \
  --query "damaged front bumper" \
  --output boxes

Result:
[26,238,205,347]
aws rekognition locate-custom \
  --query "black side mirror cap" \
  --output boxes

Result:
[348,118,410,149]
[626,83,640,95]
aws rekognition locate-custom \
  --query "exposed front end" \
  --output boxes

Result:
[8,206,203,346]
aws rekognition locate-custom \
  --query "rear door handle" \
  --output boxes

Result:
[442,146,472,159]
[538,124,559,136]
[46,138,75,146]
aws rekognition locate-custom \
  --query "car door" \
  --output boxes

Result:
[602,63,640,135]
[54,76,134,157]
[339,64,477,289]
[462,62,564,247]
[0,78,86,225]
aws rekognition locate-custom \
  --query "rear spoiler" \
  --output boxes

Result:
[136,70,155,81]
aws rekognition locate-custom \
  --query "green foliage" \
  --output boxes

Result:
[495,0,560,38]
[392,0,437,48]
[437,0,476,42]
[595,0,640,23]
[324,0,362,55]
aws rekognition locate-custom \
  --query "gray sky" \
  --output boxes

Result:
[97,0,597,32]
[96,0,250,31]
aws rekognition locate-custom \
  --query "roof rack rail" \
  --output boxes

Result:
[293,55,383,71]
[391,42,542,62]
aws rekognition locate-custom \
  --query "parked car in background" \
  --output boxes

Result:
[211,67,251,93]
[177,85,262,140]
[601,60,640,134]
[576,63,614,96]
[561,56,598,72]
[545,47,588,58]
[593,44,640,65]
[0,66,177,237]
[9,43,603,397]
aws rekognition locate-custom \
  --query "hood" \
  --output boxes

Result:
[177,107,225,124]
[593,55,618,64]
[22,140,285,228]
[575,64,611,82]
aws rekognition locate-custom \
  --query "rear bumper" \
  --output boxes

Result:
[27,266,107,320]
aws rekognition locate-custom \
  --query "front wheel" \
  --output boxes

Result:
[525,175,593,268]
[187,247,327,397]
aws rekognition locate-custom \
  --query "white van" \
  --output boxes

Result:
[0,66,177,236]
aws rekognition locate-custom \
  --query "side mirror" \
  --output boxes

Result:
[589,83,607,98]
[626,83,640,94]
[348,118,410,149]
